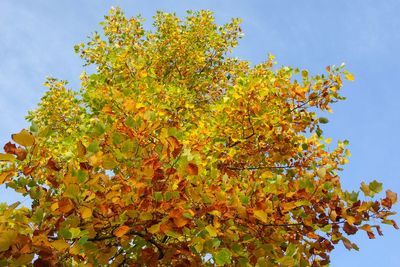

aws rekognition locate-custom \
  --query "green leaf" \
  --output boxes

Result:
[59,228,72,239]
[87,141,100,153]
[214,248,232,265]
[92,122,106,136]
[154,191,163,202]
[165,191,172,201]
[319,117,329,124]
[276,256,295,266]
[30,122,39,133]
[76,170,88,183]
[78,236,88,245]
[112,132,124,145]
[369,180,383,196]
[285,243,297,257]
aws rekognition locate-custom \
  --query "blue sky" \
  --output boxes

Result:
[0,0,399,265]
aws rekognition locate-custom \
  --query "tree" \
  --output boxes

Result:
[0,7,397,266]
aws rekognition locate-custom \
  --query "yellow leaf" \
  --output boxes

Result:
[88,152,103,167]
[317,168,326,178]
[209,210,221,217]
[114,225,130,237]
[344,73,355,81]
[205,225,217,237]
[102,154,118,169]
[13,254,34,265]
[51,239,70,251]
[282,202,297,211]
[0,153,16,162]
[148,223,160,234]
[80,206,92,219]
[345,215,356,225]
[359,224,372,232]
[0,230,17,252]
[51,202,59,211]
[139,212,153,221]
[254,210,268,223]
[0,170,15,184]
[123,99,136,112]
[12,129,35,147]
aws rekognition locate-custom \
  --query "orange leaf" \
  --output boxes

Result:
[114,225,130,237]
[0,170,14,184]
[173,216,189,228]
[58,199,74,213]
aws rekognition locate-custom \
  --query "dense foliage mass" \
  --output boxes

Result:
[0,8,397,266]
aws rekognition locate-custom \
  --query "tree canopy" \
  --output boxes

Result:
[0,8,397,266]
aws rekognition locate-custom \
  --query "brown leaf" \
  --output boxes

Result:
[187,163,198,175]
[79,162,92,170]
[15,148,27,160]
[166,167,176,175]
[168,136,182,158]
[382,190,398,208]
[4,142,17,154]
[367,231,375,239]
[4,142,27,160]
[375,225,383,236]
[121,184,132,194]
[391,220,399,230]
[343,222,358,235]
[77,141,86,157]
[153,168,164,180]
[141,247,158,267]
[46,175,59,188]
[58,198,74,213]
[46,158,61,171]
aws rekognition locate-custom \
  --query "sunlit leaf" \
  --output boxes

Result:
[11,129,35,147]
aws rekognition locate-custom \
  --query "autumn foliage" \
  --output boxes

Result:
[0,8,397,266]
